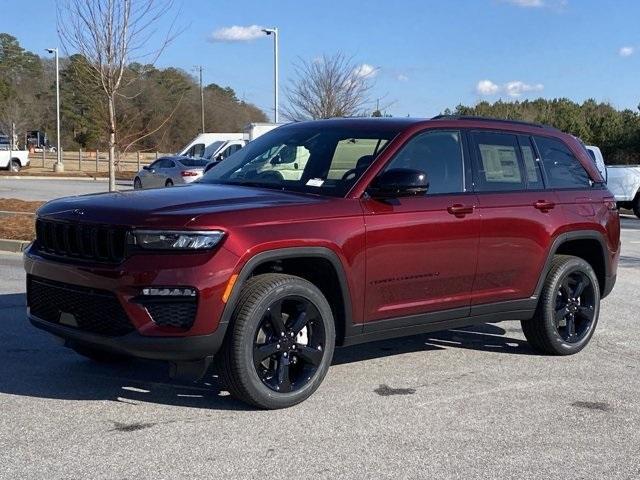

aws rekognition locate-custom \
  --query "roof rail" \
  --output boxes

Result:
[430,115,557,130]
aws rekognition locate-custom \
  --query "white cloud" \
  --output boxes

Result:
[619,46,635,57]
[504,80,544,97]
[499,0,567,9]
[476,79,544,97]
[502,0,545,7]
[396,74,409,82]
[209,25,266,43]
[353,63,377,78]
[476,80,500,95]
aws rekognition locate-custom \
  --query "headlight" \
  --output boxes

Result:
[130,230,225,250]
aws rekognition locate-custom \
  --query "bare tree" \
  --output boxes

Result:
[58,0,178,191]
[284,53,376,121]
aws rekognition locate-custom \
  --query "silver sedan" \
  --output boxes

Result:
[133,156,208,189]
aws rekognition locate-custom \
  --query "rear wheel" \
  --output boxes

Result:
[134,177,142,189]
[522,255,600,355]
[633,193,640,219]
[9,160,20,172]
[220,274,335,409]
[165,179,174,187]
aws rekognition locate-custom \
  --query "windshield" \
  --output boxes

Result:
[199,124,400,197]
[202,141,226,159]
[179,158,209,167]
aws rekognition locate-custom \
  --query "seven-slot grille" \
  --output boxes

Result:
[35,218,127,263]
[27,275,135,336]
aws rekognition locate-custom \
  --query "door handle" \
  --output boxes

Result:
[447,204,474,217]
[534,200,556,212]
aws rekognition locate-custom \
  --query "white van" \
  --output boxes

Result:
[179,133,244,160]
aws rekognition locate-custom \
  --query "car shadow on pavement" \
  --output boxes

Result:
[1,292,533,411]
[333,322,534,365]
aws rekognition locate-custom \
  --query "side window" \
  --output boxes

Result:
[166,160,176,168]
[383,130,464,194]
[534,136,591,189]
[518,135,545,190]
[148,160,160,170]
[471,132,525,192]
[191,143,205,158]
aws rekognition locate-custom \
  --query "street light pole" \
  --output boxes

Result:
[195,65,205,133]
[46,48,62,172]
[262,28,279,123]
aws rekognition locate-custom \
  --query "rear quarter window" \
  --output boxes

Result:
[534,136,591,189]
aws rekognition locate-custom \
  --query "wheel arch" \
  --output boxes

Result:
[220,247,356,346]
[535,231,611,299]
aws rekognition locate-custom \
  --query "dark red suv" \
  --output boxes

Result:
[24,116,620,408]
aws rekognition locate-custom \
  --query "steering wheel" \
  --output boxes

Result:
[342,168,360,182]
[256,170,284,182]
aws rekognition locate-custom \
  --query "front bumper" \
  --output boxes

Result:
[23,243,240,361]
[29,313,226,361]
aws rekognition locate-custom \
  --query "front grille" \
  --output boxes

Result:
[35,218,127,264]
[143,299,198,330]
[27,275,135,336]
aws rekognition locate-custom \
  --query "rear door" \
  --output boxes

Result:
[534,135,598,225]
[469,131,564,307]
[362,129,480,323]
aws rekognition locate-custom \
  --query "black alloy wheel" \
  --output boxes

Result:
[253,296,326,393]
[522,255,600,355]
[220,273,335,409]
[553,271,596,343]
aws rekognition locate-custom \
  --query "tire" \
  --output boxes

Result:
[633,193,640,219]
[9,160,20,173]
[165,179,174,187]
[134,177,142,189]
[521,255,600,355]
[71,345,128,363]
[220,273,336,409]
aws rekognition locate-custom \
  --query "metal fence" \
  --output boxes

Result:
[29,151,170,173]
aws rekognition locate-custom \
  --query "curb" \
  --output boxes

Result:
[0,239,31,253]
[0,175,110,181]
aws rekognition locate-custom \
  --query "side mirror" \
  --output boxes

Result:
[142,165,151,171]
[368,168,429,198]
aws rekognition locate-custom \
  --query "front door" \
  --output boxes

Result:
[362,129,480,324]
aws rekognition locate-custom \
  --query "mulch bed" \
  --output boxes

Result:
[0,198,44,241]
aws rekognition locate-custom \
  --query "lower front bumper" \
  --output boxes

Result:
[29,314,227,362]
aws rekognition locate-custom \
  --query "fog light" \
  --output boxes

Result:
[141,287,196,297]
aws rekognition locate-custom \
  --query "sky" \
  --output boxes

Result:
[2,0,640,120]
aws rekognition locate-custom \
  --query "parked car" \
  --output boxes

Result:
[133,156,208,189]
[0,149,29,172]
[25,116,620,409]
[585,145,640,218]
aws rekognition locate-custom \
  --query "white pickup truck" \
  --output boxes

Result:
[586,145,640,218]
[0,150,29,172]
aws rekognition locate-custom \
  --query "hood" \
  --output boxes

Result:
[37,183,328,228]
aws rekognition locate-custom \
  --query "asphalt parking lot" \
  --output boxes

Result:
[0,178,132,202]
[1,214,639,479]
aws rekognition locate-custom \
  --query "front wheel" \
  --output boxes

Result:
[220,274,336,409]
[633,193,640,219]
[522,255,600,355]
[133,177,142,189]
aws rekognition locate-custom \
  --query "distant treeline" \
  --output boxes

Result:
[444,99,640,165]
[0,33,267,153]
